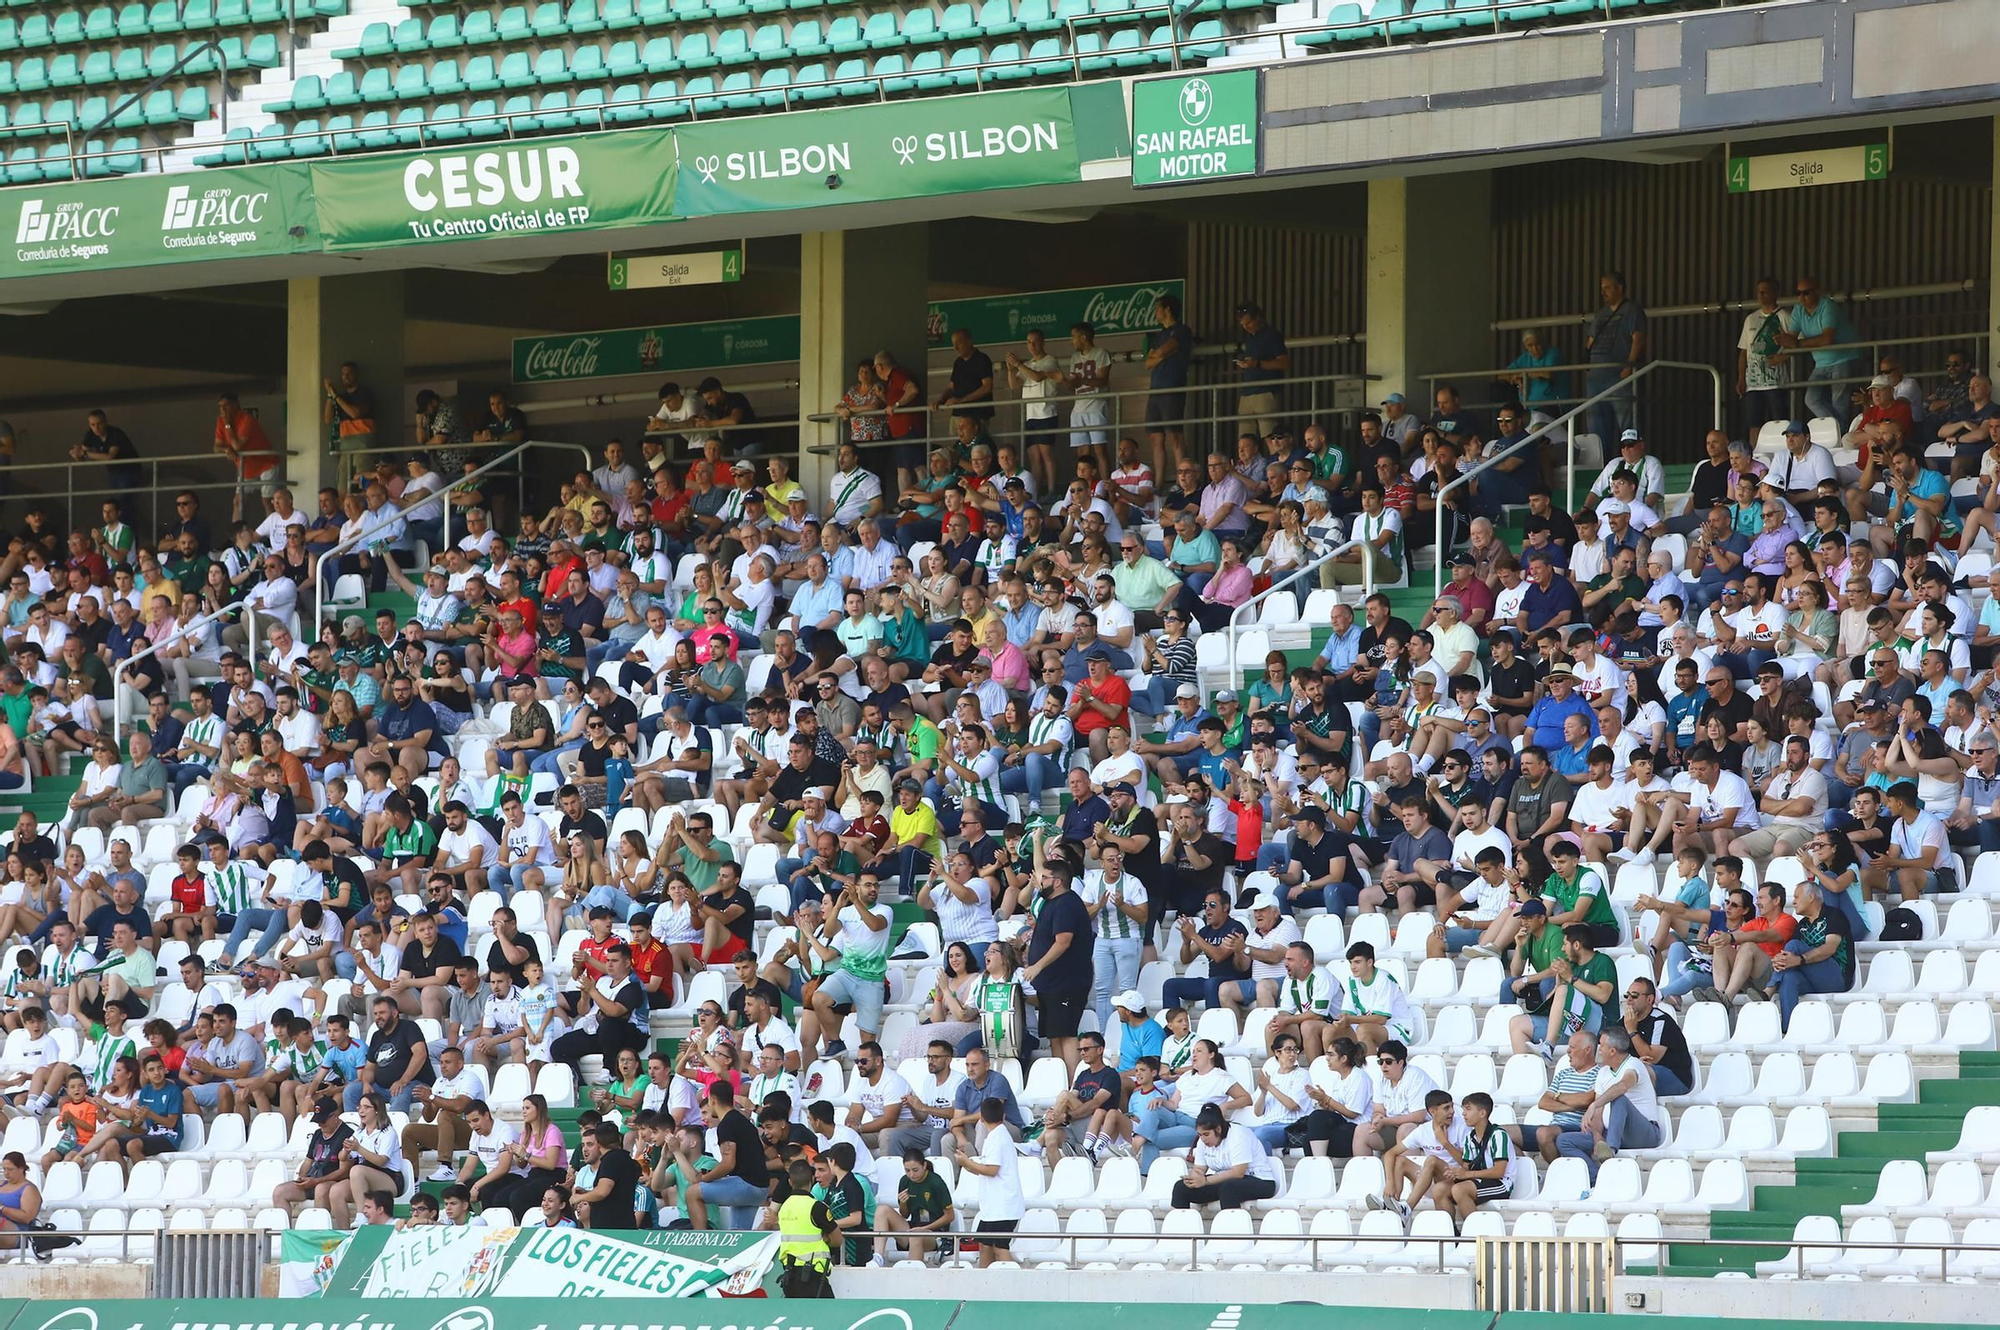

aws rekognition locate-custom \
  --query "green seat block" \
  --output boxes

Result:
[975,0,1015,33]
[427,100,468,138]
[392,62,429,98]
[462,53,499,89]
[428,56,463,92]
[460,9,495,41]
[322,68,358,103]
[531,46,569,81]
[715,68,753,107]
[532,88,572,129]
[601,0,638,27]
[791,59,832,98]
[114,3,147,35]
[713,26,749,61]
[824,13,860,48]
[11,53,42,89]
[831,54,871,94]
[529,0,566,36]
[787,18,825,54]
[497,49,534,86]
[605,37,641,74]
[747,20,783,58]
[174,84,207,118]
[902,6,939,41]
[358,65,392,100]
[424,12,461,44]
[83,6,116,39]
[752,63,788,103]
[567,0,604,31]
[676,29,714,64]
[605,80,646,120]
[47,51,79,84]
[216,0,249,24]
[495,4,530,40]
[570,42,604,77]
[859,10,901,46]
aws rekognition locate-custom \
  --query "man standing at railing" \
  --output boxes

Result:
[1233,302,1289,441]
[1582,271,1647,445]
[1144,292,1194,482]
[1776,276,1859,423]
[71,409,141,522]
[213,391,274,523]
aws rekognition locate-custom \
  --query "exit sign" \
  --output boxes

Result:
[1727,144,1888,193]
[608,248,743,290]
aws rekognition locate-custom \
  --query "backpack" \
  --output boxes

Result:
[1880,907,1923,942]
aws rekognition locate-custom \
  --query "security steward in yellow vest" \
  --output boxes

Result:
[777,1158,838,1297]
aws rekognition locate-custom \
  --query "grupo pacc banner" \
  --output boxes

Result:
[926,280,1187,348]
[0,161,316,277]
[310,129,678,251]
[313,1223,781,1299]
[675,87,1080,215]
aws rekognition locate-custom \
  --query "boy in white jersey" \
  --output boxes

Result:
[1325,939,1415,1054]
[515,957,560,1073]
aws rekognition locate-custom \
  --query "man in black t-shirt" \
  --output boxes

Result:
[272,1101,355,1211]
[766,735,840,830]
[1623,978,1693,1096]
[1167,803,1231,915]
[395,912,461,1020]
[355,996,431,1112]
[577,1121,641,1229]
[1024,862,1093,1071]
[699,862,757,965]
[687,1080,770,1230]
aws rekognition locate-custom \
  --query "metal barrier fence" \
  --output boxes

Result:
[1476,1236,1614,1313]
[155,1228,266,1297]
[0,447,293,540]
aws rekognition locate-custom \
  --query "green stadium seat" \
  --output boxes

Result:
[605,37,640,74]
[940,3,977,36]
[1496,0,1549,18]
[634,0,668,24]
[1399,0,1450,33]
[902,7,939,41]
[51,12,82,45]
[40,143,74,181]
[17,15,49,47]
[390,107,426,144]
[43,96,75,128]
[860,12,901,46]
[111,47,144,78]
[426,56,463,92]
[677,30,714,64]
[792,59,832,99]
[1182,16,1223,54]
[1448,0,1495,28]
[461,98,502,136]
[748,0,784,16]
[714,69,753,107]
[1024,34,1064,71]
[115,3,147,35]
[324,112,359,151]
[460,10,495,41]
[1051,0,1087,28]
[568,0,604,31]
[387,16,423,49]
[886,48,928,90]
[497,92,535,129]
[713,26,749,61]
[709,0,748,20]
[245,121,287,158]
[248,0,281,22]
[271,70,321,109]
[286,118,326,156]
[1015,0,1055,31]
[498,49,534,85]
[243,32,280,65]
[830,55,871,94]
[669,0,708,21]
[788,18,826,53]
[495,5,530,40]
[112,87,146,124]
[47,52,78,86]
[606,79,645,120]
[422,12,461,45]
[175,84,207,118]
[643,77,686,116]
[10,97,41,131]
[636,33,674,70]
[825,14,861,48]
[571,82,605,123]
[871,50,905,91]
[426,100,467,138]
[529,1,565,35]
[143,1,179,32]
[103,134,140,171]
[1111,25,1155,64]
[12,54,42,89]
[571,41,604,76]
[529,89,571,128]
[5,147,41,184]
[83,7,115,40]
[392,62,428,97]
[752,63,787,103]
[680,71,714,108]
[532,46,568,80]
[976,0,1017,34]
[217,0,250,25]
[356,108,394,148]
[79,138,123,178]
[335,21,389,57]
[602,0,638,27]
[937,43,981,85]
[323,69,359,103]
[913,44,957,88]
[76,92,106,124]
[1542,0,1597,15]
[0,60,11,93]
[0,17,15,51]
[462,53,499,88]
[748,21,783,58]
[984,37,1023,77]
[1073,28,1111,68]
[358,65,392,100]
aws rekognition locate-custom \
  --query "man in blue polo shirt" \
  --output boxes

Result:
[1526,666,1599,751]
[1516,553,1584,634]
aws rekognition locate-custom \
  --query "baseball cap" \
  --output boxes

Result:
[1869,374,1894,388]
[340,614,364,635]
[1518,899,1548,917]
[1175,683,1200,700]
[1619,429,1642,444]
[255,951,283,970]
[427,564,448,576]
[1599,499,1630,516]
[1087,648,1112,662]
[1249,893,1279,912]
[1449,552,1476,567]
[1857,698,1886,712]
[1784,420,1809,434]
[1381,393,1406,406]
[1111,991,1147,1015]
[897,777,923,793]
[1215,689,1238,703]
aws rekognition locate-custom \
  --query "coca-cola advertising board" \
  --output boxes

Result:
[925,280,1187,349]
[511,314,801,384]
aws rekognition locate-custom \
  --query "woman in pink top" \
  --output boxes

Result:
[1193,536,1255,631]
[494,1093,569,1218]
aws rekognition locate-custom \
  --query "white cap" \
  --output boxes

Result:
[1598,499,1630,516]
[1110,990,1147,1014]
[1869,374,1894,388]
[1249,893,1280,912]
[255,951,284,969]
[1174,683,1200,700]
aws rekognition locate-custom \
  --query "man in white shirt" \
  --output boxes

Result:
[1553,1026,1661,1181]
[1326,939,1416,1055]
[1626,745,1756,864]
[1169,1106,1279,1210]
[459,1100,526,1210]
[1590,431,1666,512]
[1231,895,1300,1014]
[827,441,885,530]
[844,1040,914,1149]
[883,1039,966,1157]
[273,686,322,759]
[1729,733,1830,860]
[436,801,498,898]
[1266,941,1335,1061]
[1566,745,1627,866]
[1373,1087,1474,1224]
[1765,421,1836,502]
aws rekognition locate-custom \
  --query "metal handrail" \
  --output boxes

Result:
[312,439,593,631]
[1226,534,1366,690]
[110,599,249,747]
[87,36,230,139]
[1429,359,1724,596]
[1493,281,1984,332]
[807,368,1377,459]
[0,447,295,537]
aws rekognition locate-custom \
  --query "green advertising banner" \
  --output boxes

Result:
[311,128,677,251]
[677,86,1079,216]
[3,1301,971,1330]
[0,161,316,277]
[1132,69,1260,187]
[512,313,800,383]
[303,1223,779,1299]
[926,279,1186,347]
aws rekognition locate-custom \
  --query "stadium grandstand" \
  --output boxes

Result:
[0,0,1997,1320]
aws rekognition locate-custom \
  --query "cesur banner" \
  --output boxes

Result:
[0,161,316,277]
[676,87,1079,216]
[311,129,678,251]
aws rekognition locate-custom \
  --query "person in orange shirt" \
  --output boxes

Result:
[214,391,274,521]
[38,1071,100,1171]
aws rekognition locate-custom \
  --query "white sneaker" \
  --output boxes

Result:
[1391,1198,1412,1226]
[1630,848,1656,867]
[1366,1193,1390,1212]
[1607,847,1637,864]
[1462,944,1496,959]
[427,1165,456,1182]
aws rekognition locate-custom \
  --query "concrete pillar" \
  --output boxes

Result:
[1364,172,1496,409]
[286,272,407,500]
[797,226,931,503]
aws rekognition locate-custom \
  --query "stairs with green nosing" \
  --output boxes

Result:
[1662,1053,2000,1275]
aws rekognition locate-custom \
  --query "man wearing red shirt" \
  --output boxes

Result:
[625,914,671,1003]
[1845,375,1915,455]
[539,543,583,603]
[215,390,274,519]
[1068,650,1132,763]
[567,908,623,1017]
[1708,881,1797,1002]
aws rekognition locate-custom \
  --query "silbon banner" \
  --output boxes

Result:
[927,280,1186,347]
[0,161,316,277]
[513,314,802,384]
[312,129,677,251]
[676,87,1079,216]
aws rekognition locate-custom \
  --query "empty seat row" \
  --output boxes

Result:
[0,34,277,93]
[0,0,335,50]
[1291,0,1678,47]
[0,136,142,179]
[0,85,206,133]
